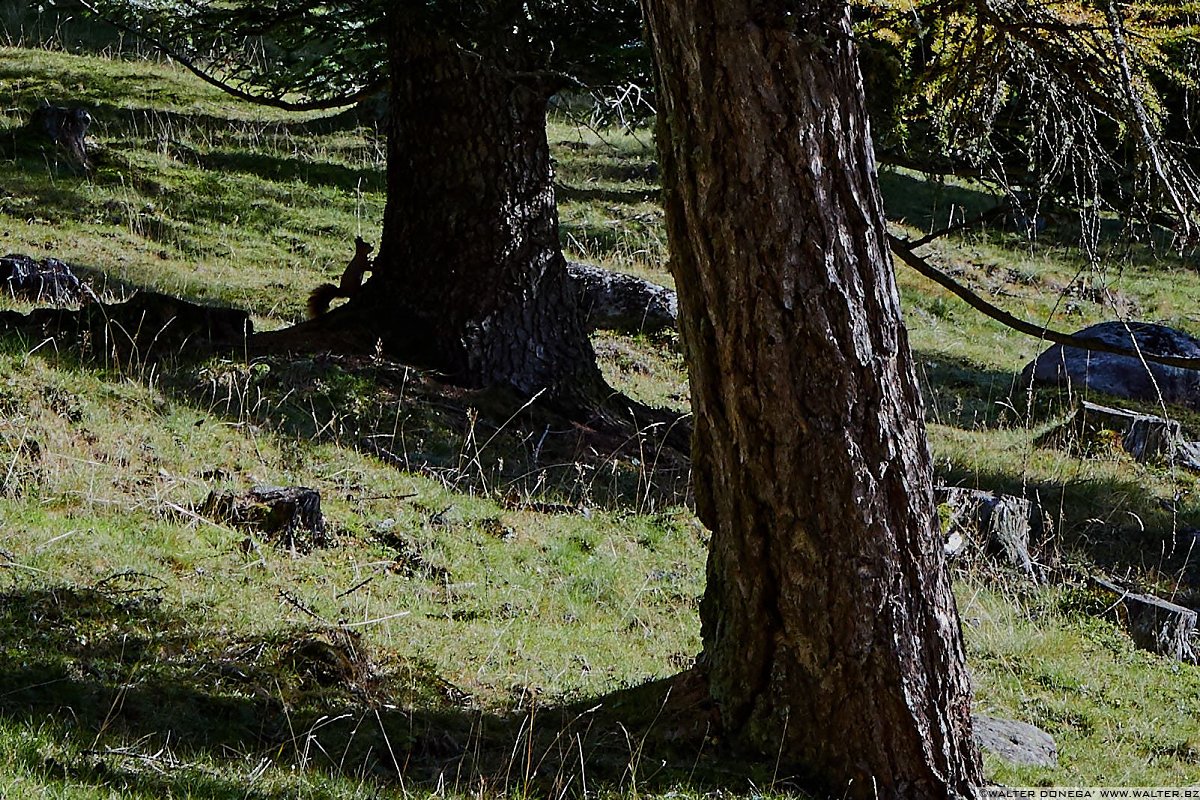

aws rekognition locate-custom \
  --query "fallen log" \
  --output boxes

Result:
[566,261,677,334]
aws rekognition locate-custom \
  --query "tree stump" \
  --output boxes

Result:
[27,104,93,168]
[1090,577,1198,662]
[937,486,1043,581]
[1037,401,1183,462]
[201,485,329,551]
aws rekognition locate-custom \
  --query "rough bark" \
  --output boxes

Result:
[641,1,982,797]
[338,20,606,409]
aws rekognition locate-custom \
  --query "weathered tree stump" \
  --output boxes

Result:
[1037,401,1183,462]
[26,104,93,168]
[566,261,677,334]
[1090,576,1198,662]
[201,485,329,551]
[937,486,1043,581]
[972,714,1057,768]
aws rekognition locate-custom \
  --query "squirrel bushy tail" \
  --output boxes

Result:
[306,283,342,319]
[306,236,374,318]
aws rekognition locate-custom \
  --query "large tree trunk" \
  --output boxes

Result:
[641,2,982,797]
[343,21,606,408]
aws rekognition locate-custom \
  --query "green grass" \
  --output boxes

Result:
[965,581,1200,785]
[4,43,1200,796]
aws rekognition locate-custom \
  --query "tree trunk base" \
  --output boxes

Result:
[248,294,690,441]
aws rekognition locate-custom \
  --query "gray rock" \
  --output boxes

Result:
[973,714,1058,768]
[1023,322,1200,408]
[566,261,677,334]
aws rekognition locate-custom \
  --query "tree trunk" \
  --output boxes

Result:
[641,2,982,797]
[347,21,606,408]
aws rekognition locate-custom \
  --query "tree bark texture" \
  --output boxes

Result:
[359,20,605,406]
[641,2,982,797]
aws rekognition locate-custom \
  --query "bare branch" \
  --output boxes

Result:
[887,233,1200,370]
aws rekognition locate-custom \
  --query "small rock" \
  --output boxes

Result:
[973,714,1058,768]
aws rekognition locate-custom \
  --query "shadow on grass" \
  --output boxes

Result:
[193,149,383,194]
[555,157,658,187]
[879,169,1004,236]
[0,582,738,798]
[878,167,1189,259]
[0,302,693,512]
[162,350,695,511]
[913,349,1084,433]
[944,462,1200,589]
[914,351,1030,431]
[556,183,657,206]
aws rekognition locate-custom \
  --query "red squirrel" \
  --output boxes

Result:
[307,236,374,318]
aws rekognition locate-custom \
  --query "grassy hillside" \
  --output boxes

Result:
[2,44,1200,796]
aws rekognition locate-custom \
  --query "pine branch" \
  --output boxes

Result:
[76,0,385,112]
